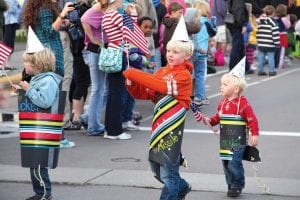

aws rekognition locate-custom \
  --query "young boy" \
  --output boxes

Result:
[202,58,259,197]
[123,16,193,200]
[256,5,280,76]
[13,29,63,200]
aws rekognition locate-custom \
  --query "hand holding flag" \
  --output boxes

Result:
[190,101,218,133]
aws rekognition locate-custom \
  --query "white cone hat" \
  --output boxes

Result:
[26,26,45,53]
[229,57,246,80]
[171,15,189,42]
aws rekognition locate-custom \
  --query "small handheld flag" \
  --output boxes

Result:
[190,101,203,121]
[0,42,13,86]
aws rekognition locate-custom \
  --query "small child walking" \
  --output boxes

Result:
[198,58,259,198]
[15,48,62,200]
[123,16,193,200]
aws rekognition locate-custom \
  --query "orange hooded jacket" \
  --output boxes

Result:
[123,60,193,109]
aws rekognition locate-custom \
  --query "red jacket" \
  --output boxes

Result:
[210,96,259,136]
[123,60,193,109]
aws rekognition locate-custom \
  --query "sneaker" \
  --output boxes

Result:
[86,130,104,136]
[269,71,277,76]
[245,69,255,74]
[122,121,139,131]
[26,194,52,200]
[258,71,267,76]
[104,132,132,140]
[178,183,192,200]
[60,139,75,148]
[194,97,209,107]
[64,121,82,130]
[227,188,241,197]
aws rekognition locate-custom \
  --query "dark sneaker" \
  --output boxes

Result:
[227,188,241,197]
[269,71,277,76]
[178,184,192,200]
[245,69,255,74]
[64,121,82,130]
[26,194,52,200]
[86,130,105,136]
[258,71,267,76]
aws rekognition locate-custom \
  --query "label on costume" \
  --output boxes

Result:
[148,95,186,165]
[219,114,247,160]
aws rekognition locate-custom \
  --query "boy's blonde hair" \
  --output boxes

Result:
[166,40,194,57]
[263,5,275,16]
[194,1,210,17]
[23,48,56,73]
[222,73,247,94]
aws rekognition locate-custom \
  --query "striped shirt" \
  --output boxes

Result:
[102,10,148,55]
[256,16,280,51]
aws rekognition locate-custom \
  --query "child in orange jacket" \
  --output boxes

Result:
[123,39,193,200]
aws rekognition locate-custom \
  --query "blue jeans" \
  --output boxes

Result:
[30,168,51,195]
[193,57,207,100]
[222,145,246,190]
[121,87,135,123]
[82,50,108,134]
[150,155,189,200]
[257,50,275,73]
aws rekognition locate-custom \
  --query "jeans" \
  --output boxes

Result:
[193,57,207,100]
[154,48,162,69]
[257,50,275,73]
[121,87,135,123]
[150,155,189,200]
[229,27,245,70]
[222,145,246,190]
[30,168,51,195]
[82,50,108,134]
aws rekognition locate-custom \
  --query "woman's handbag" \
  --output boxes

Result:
[98,43,124,73]
[224,12,234,24]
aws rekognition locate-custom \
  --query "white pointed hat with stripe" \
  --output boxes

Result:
[229,57,246,80]
[26,26,45,53]
[171,15,189,42]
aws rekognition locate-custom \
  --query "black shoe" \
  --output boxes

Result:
[258,71,267,76]
[227,188,241,197]
[245,69,255,74]
[178,184,192,200]
[64,121,82,130]
[269,71,277,76]
[26,194,52,200]
[86,130,105,136]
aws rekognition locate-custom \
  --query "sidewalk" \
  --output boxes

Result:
[0,164,299,197]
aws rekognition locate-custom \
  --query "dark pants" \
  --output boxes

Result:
[229,27,248,71]
[4,23,19,51]
[30,168,51,195]
[105,71,124,136]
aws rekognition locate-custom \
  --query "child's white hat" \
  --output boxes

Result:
[26,26,45,54]
[171,15,189,42]
[229,57,246,80]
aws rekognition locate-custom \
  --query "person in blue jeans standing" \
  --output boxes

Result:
[192,1,211,107]
[80,2,108,136]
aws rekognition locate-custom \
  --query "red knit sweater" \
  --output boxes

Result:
[210,96,259,136]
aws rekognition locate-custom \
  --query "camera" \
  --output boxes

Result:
[68,3,80,10]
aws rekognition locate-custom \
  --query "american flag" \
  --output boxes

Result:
[122,11,149,55]
[0,42,12,67]
[190,101,203,121]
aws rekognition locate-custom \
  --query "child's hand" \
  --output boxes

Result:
[250,135,259,146]
[11,84,21,93]
[203,117,218,134]
[126,79,132,86]
[19,81,29,91]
